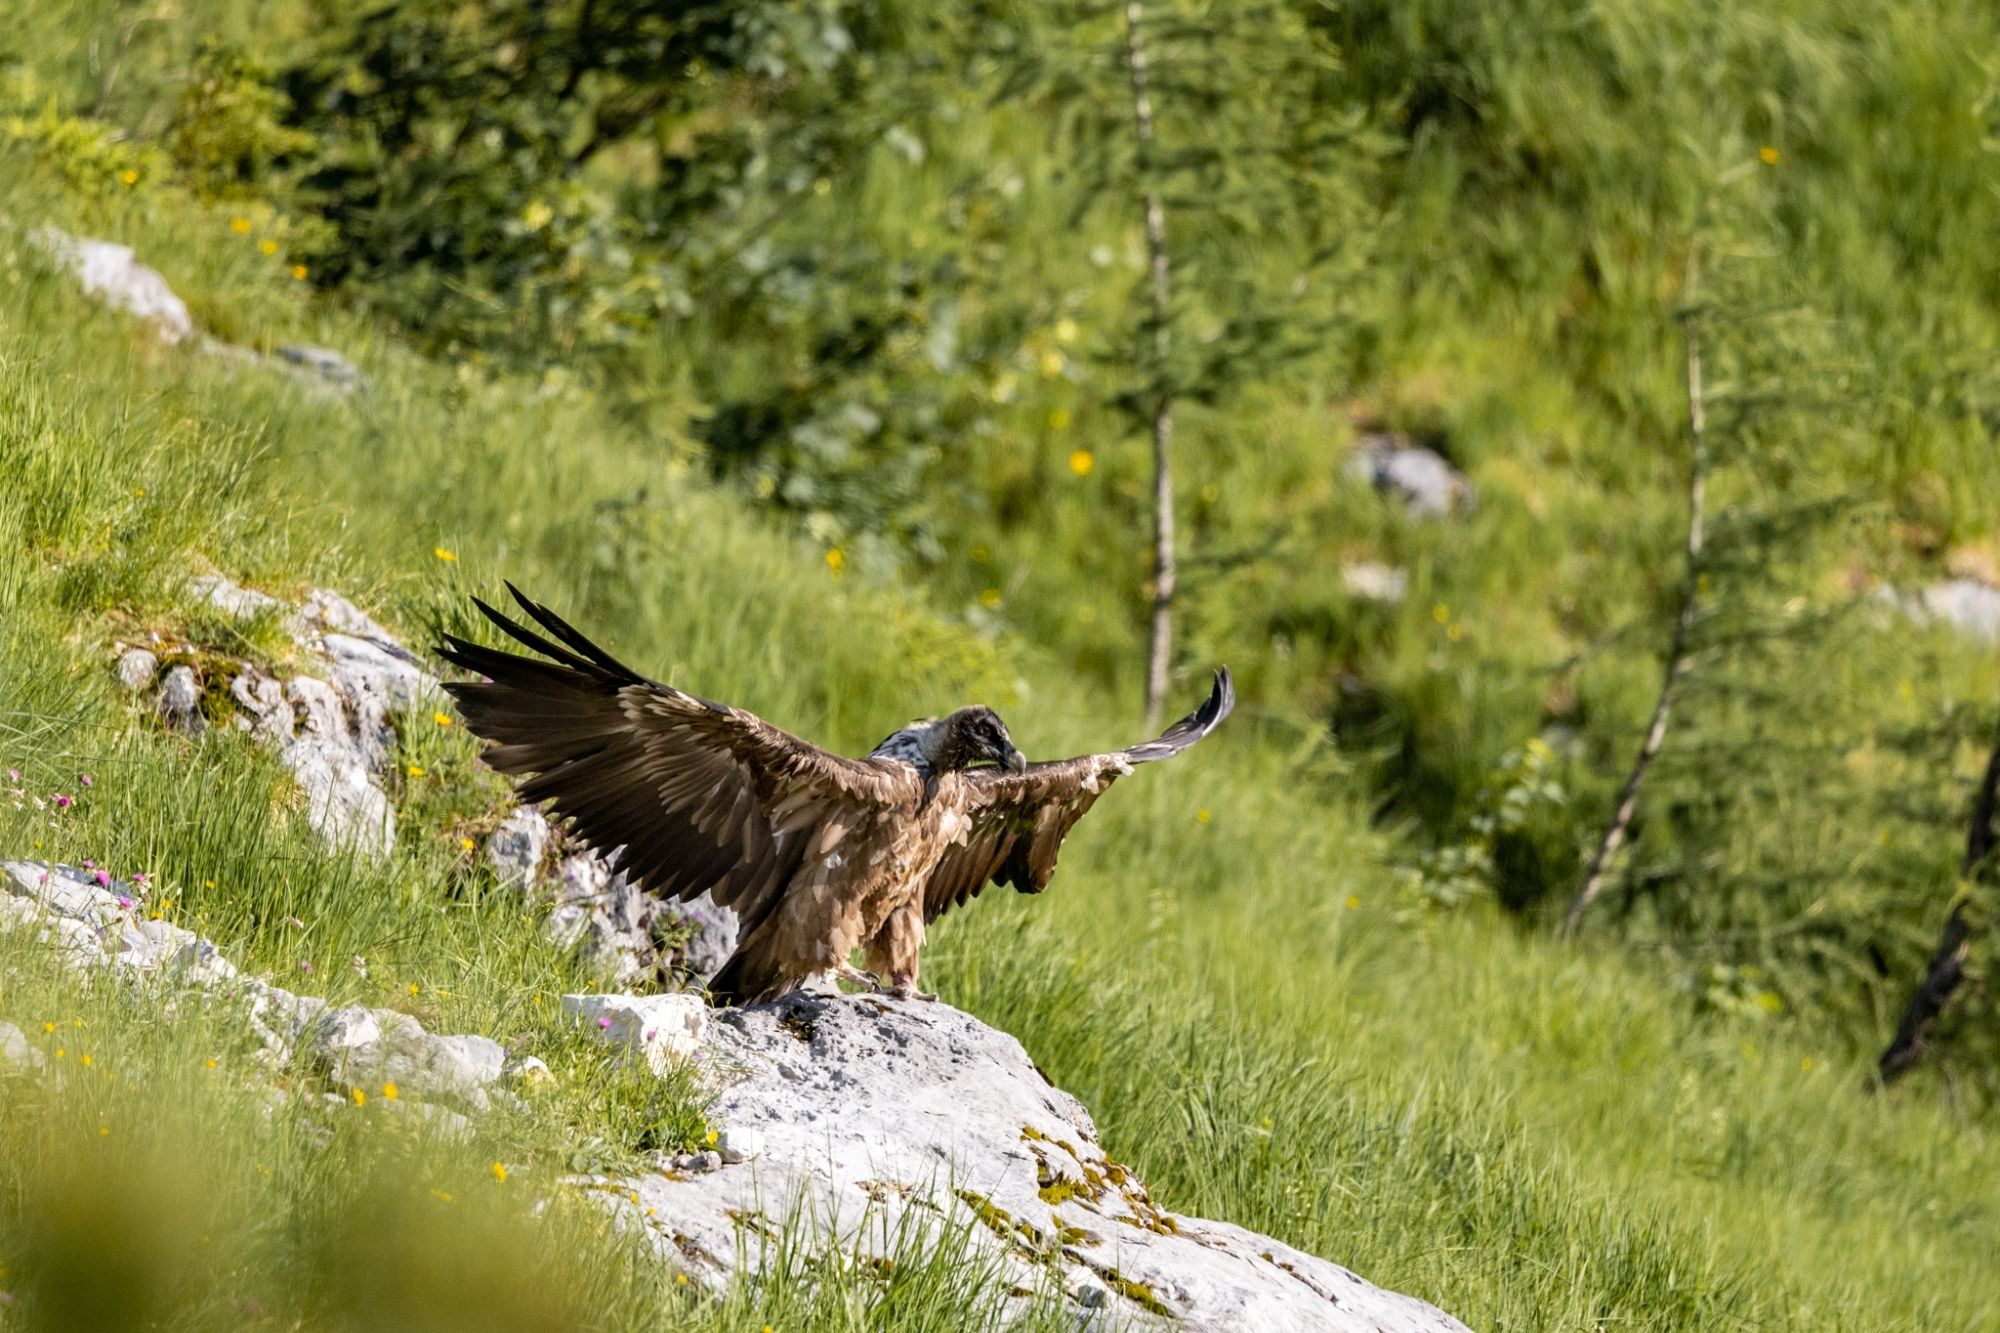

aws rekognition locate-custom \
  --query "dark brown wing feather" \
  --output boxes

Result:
[437,585,914,945]
[922,669,1234,922]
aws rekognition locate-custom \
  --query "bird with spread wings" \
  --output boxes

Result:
[438,587,1232,1005]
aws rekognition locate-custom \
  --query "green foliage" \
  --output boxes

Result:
[167,39,318,199]
[275,0,888,355]
[5,0,2000,1326]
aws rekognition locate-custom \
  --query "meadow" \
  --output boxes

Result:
[3,1,1999,1327]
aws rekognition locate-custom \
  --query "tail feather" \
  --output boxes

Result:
[703,929,796,1007]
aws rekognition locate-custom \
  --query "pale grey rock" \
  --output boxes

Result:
[548,852,658,984]
[0,1021,44,1075]
[32,228,194,345]
[715,1125,764,1164]
[1341,561,1409,604]
[668,893,739,983]
[319,631,441,716]
[189,573,286,621]
[589,994,1470,1333]
[298,588,397,643]
[325,1011,506,1112]
[312,1005,383,1056]
[277,344,365,393]
[505,1054,554,1089]
[2,858,514,1123]
[231,670,294,743]
[488,808,552,891]
[1346,434,1473,518]
[282,676,395,858]
[1894,578,2000,644]
[116,648,159,691]
[159,665,204,734]
[562,992,708,1076]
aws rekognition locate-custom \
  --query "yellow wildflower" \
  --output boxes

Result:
[460,837,476,852]
[383,1082,399,1101]
[1054,317,1079,345]
[291,264,309,281]
[980,588,1003,609]
[408,982,421,996]
[1431,603,1450,624]
[433,546,457,562]
[824,547,845,574]
[1037,348,1065,377]
[406,765,426,778]
[705,1129,719,1146]
[521,199,554,231]
[433,710,454,727]
[1344,895,1360,910]
[119,168,138,186]
[258,239,279,256]
[230,217,252,235]
[352,1088,367,1106]
[41,1022,53,1034]
[80,1053,93,1067]
[491,1161,509,1183]
[206,1058,218,1069]
[1196,809,1211,824]
[1759,145,1780,165]
[1068,449,1094,477]
[99,1125,110,1137]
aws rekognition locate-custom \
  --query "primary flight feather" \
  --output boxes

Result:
[438,586,1232,1005]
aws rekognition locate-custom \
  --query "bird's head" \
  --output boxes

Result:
[940,706,1026,774]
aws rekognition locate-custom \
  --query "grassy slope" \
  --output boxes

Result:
[2,151,1997,1332]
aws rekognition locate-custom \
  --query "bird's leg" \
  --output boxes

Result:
[889,970,938,1002]
[833,961,885,993]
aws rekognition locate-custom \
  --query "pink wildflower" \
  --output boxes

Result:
[54,794,71,809]
[93,871,111,888]
[596,1017,611,1030]
[79,774,93,787]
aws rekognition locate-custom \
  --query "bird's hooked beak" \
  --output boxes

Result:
[1006,746,1027,774]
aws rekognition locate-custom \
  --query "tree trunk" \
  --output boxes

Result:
[1123,0,1176,728]
[1563,250,1710,937]
[1877,715,2000,1082]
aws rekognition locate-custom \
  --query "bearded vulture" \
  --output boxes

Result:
[438,586,1232,1005]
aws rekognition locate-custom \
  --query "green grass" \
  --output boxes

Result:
[4,4,2000,1327]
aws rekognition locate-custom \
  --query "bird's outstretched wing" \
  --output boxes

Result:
[922,670,1234,923]
[436,586,913,945]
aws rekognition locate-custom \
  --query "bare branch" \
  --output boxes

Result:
[1563,245,1711,938]
[1124,0,1177,728]
[1877,714,2000,1083]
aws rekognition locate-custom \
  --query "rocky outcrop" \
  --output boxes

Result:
[118,573,734,980]
[0,861,506,1119]
[593,992,1471,1333]
[28,225,363,392]
[1890,578,2000,645]
[1346,433,1473,518]
[30,228,194,345]
[0,852,1470,1329]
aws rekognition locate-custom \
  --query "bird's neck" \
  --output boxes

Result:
[870,719,951,775]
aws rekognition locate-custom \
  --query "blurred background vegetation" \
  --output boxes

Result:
[2,0,1999,1327]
